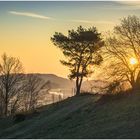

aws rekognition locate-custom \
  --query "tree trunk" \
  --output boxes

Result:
[5,80,9,116]
[75,76,80,95]
[130,72,138,92]
[135,71,140,91]
[11,98,19,115]
[132,82,140,91]
[76,85,81,95]
[4,100,8,116]
[75,76,83,95]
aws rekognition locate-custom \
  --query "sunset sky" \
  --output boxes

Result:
[0,1,140,78]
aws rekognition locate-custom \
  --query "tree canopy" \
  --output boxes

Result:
[51,26,104,95]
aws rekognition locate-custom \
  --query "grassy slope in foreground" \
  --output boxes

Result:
[0,92,140,138]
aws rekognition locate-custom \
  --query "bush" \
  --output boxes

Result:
[80,92,95,96]
[32,110,40,115]
[13,113,26,123]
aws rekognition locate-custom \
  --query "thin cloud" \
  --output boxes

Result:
[70,19,93,24]
[113,1,140,10]
[117,1,140,6]
[71,19,115,25]
[9,11,52,20]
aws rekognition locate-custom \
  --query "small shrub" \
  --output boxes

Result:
[13,113,26,123]
[32,110,40,116]
[80,92,94,96]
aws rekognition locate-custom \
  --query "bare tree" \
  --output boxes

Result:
[0,92,4,115]
[23,74,49,111]
[0,53,24,116]
[103,15,140,91]
[9,89,25,115]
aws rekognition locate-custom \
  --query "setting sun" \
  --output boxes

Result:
[130,57,138,65]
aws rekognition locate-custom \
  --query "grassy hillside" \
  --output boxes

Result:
[0,92,140,138]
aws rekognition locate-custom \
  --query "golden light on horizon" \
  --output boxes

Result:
[129,57,138,65]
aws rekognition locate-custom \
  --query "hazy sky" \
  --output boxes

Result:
[0,1,140,78]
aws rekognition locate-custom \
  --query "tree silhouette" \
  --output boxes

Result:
[103,15,140,90]
[51,26,104,95]
[23,74,49,111]
[0,53,24,116]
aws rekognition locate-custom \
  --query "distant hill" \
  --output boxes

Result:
[26,74,109,95]
[0,92,140,138]
[29,73,75,89]
[26,73,108,93]
[25,74,76,104]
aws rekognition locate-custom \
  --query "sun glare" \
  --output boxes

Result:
[130,57,138,65]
